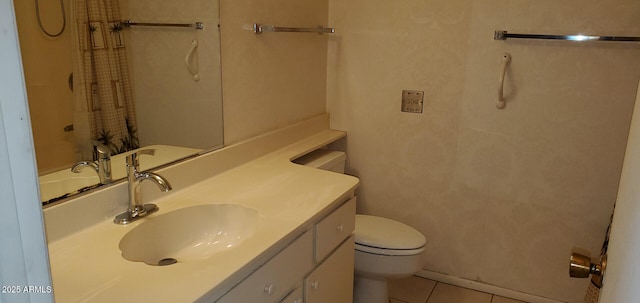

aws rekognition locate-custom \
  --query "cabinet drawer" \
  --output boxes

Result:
[279,286,303,303]
[315,197,356,262]
[217,231,314,303]
[305,236,355,303]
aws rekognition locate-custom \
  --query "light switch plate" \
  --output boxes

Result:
[401,90,424,113]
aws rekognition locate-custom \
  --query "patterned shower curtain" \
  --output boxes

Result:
[72,0,138,159]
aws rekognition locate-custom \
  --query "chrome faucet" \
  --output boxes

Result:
[71,144,112,184]
[114,149,172,225]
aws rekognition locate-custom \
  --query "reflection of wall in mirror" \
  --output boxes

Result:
[15,0,226,175]
[122,0,224,150]
[22,0,332,201]
[14,0,75,174]
[123,0,331,148]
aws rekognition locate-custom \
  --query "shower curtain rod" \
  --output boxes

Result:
[494,30,640,42]
[121,20,204,30]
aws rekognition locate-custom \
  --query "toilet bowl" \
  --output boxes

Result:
[353,214,426,303]
[295,150,427,303]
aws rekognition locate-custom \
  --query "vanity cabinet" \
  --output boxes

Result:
[215,232,314,303]
[305,236,354,303]
[216,197,356,303]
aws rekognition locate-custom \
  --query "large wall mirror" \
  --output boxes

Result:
[14,0,224,205]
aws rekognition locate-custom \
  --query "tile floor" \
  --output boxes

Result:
[388,276,528,303]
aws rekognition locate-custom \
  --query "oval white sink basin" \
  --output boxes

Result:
[119,204,259,266]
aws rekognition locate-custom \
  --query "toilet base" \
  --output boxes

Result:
[353,275,388,303]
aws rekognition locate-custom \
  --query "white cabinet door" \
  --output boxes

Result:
[305,236,355,303]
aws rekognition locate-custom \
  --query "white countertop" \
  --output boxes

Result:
[45,119,359,302]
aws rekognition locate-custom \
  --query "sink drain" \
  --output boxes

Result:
[157,258,178,266]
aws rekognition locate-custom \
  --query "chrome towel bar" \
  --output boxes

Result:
[494,30,640,42]
[122,20,204,30]
[252,23,334,35]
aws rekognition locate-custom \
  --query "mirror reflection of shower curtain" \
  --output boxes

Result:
[71,0,138,160]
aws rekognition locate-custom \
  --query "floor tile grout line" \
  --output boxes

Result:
[424,282,437,303]
[427,281,500,303]
[393,276,531,303]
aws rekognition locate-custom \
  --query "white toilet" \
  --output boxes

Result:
[353,214,426,303]
[295,149,427,303]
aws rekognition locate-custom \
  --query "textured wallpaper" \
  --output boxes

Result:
[328,0,640,302]
[219,0,329,144]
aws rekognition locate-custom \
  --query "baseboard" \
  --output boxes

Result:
[416,270,567,303]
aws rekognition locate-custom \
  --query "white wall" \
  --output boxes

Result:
[0,0,53,302]
[599,82,640,302]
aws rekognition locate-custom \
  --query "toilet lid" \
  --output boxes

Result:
[355,243,425,256]
[355,215,426,250]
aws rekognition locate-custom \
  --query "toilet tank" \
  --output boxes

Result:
[293,150,346,173]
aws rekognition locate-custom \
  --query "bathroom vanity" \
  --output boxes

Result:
[216,197,355,303]
[43,114,359,302]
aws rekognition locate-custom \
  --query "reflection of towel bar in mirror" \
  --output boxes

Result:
[122,20,204,30]
[251,23,335,35]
